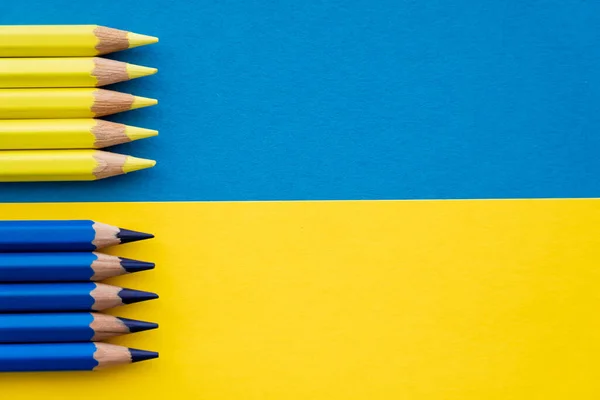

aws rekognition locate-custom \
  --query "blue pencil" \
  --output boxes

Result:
[0,343,158,372]
[0,313,158,343]
[0,252,154,282]
[0,283,158,312]
[0,220,153,252]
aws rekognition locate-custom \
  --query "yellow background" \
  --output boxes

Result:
[0,200,599,399]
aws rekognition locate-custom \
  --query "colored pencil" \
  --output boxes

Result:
[0,119,158,150]
[0,25,158,57]
[0,88,157,119]
[0,313,158,343]
[0,282,158,312]
[0,252,154,282]
[0,58,157,88]
[0,150,156,182]
[0,220,153,252]
[0,343,158,372]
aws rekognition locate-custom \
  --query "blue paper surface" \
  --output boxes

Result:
[1,1,599,202]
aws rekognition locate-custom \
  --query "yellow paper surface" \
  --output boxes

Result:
[0,200,599,399]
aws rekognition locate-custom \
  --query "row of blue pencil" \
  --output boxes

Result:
[0,220,159,372]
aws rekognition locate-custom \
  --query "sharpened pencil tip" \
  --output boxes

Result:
[118,288,159,305]
[127,32,159,49]
[119,257,155,273]
[129,348,159,363]
[124,126,158,142]
[126,64,158,80]
[122,156,156,174]
[131,95,158,110]
[118,317,159,333]
[116,228,154,244]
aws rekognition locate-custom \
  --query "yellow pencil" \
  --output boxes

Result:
[0,58,157,88]
[0,25,158,57]
[0,88,157,119]
[0,150,156,182]
[0,119,158,150]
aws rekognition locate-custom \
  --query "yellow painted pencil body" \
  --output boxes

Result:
[0,58,157,88]
[0,25,158,57]
[0,89,157,119]
[0,119,158,150]
[0,150,156,182]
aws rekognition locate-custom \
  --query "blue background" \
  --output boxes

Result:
[1,1,599,202]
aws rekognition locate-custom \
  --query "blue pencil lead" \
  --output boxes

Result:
[119,257,155,273]
[129,348,159,363]
[118,317,159,333]
[118,288,159,305]
[116,228,154,244]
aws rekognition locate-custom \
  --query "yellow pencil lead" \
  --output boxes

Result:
[124,126,159,142]
[127,33,159,49]
[123,156,156,174]
[130,96,158,110]
[126,64,158,80]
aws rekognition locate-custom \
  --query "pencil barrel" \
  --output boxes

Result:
[0,252,100,282]
[0,313,95,343]
[0,343,99,372]
[0,283,97,312]
[0,220,97,252]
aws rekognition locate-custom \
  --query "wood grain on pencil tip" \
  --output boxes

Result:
[0,25,158,57]
[0,88,157,119]
[0,58,157,88]
[94,26,158,55]
[91,89,156,117]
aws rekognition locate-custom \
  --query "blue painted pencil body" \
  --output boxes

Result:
[0,252,97,281]
[0,220,96,252]
[0,343,99,372]
[0,313,94,342]
[0,283,95,312]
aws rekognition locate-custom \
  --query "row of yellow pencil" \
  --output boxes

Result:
[0,25,159,182]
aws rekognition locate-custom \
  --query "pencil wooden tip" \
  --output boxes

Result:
[123,155,156,174]
[129,348,159,363]
[127,32,159,49]
[124,126,158,142]
[131,95,158,110]
[126,64,158,80]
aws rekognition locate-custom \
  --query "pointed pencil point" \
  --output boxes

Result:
[126,64,158,80]
[127,32,159,49]
[118,317,159,333]
[118,288,159,305]
[124,126,158,142]
[122,156,156,174]
[117,228,154,244]
[119,257,155,273]
[129,348,159,363]
[131,96,158,110]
